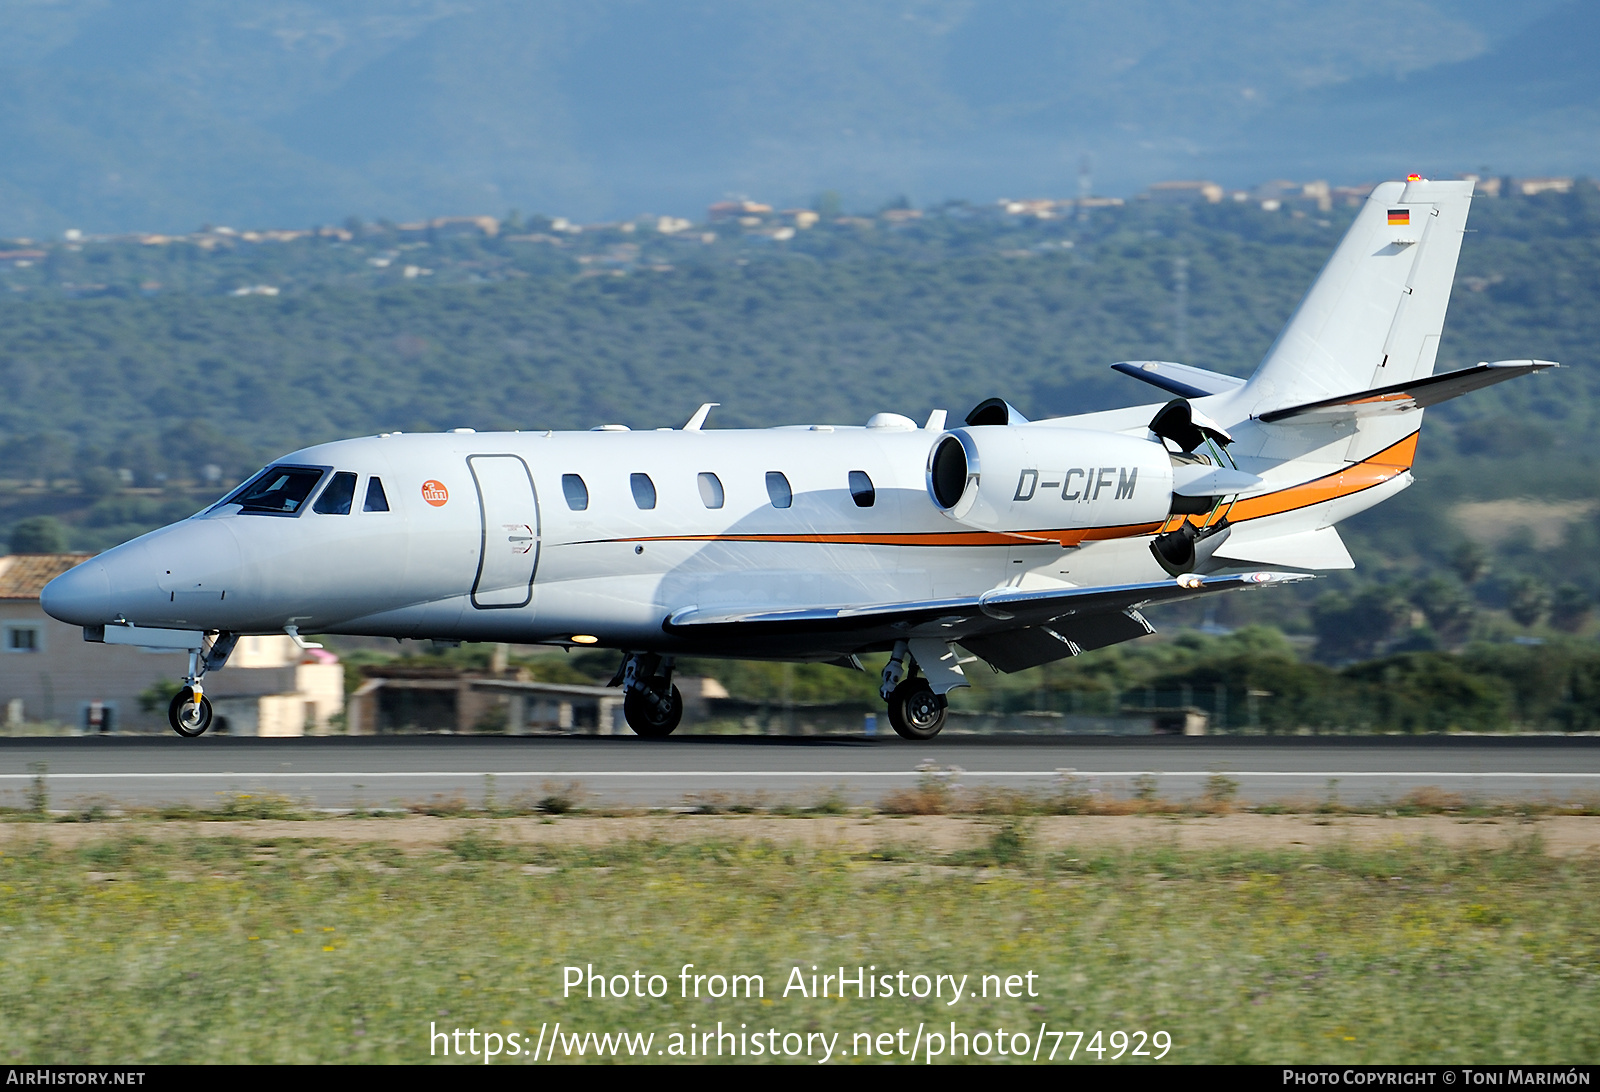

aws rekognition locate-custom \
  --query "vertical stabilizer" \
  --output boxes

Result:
[1240,179,1473,414]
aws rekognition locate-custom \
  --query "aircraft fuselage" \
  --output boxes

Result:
[43,421,1180,659]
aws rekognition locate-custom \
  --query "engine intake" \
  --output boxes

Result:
[925,425,1174,532]
[929,433,976,512]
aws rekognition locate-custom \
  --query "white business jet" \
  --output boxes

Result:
[42,177,1554,740]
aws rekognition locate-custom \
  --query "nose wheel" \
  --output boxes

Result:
[168,686,214,737]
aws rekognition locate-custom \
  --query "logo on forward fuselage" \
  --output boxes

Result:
[421,480,450,506]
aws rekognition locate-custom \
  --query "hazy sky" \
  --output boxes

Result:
[0,0,1590,233]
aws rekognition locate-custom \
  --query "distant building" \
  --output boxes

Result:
[345,666,727,734]
[1300,180,1332,212]
[1000,199,1060,217]
[1516,177,1573,196]
[708,200,773,220]
[1146,181,1224,204]
[0,554,342,735]
[428,216,500,238]
[393,216,499,238]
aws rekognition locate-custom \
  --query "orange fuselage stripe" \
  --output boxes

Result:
[591,432,1419,550]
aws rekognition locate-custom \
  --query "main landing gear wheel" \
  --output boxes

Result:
[624,684,683,738]
[168,687,214,738]
[887,678,947,741]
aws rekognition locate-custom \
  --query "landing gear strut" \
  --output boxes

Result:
[879,640,948,740]
[617,653,683,738]
[167,633,238,738]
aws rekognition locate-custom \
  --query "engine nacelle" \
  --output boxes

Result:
[926,425,1174,532]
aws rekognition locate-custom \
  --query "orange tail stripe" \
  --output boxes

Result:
[1226,432,1418,522]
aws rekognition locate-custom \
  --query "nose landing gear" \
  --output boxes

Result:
[166,633,237,738]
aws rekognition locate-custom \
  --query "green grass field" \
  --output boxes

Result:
[1,826,1596,1064]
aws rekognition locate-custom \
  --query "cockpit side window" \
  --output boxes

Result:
[363,476,390,512]
[313,472,357,515]
[221,466,325,515]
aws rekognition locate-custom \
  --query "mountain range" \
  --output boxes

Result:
[0,0,1591,234]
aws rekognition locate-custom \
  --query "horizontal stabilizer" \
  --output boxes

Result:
[1212,525,1354,570]
[1258,360,1558,424]
[1112,360,1247,399]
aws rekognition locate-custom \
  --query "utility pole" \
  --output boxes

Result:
[1173,255,1189,359]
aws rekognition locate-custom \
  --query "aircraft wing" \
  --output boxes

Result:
[665,571,1310,671]
[1258,360,1558,423]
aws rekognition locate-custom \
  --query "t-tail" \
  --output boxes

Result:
[1118,177,1556,574]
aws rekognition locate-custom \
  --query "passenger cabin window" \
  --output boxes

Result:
[562,474,589,511]
[313,471,357,514]
[698,472,724,509]
[363,476,390,512]
[765,471,792,509]
[849,470,875,508]
[630,473,657,510]
[222,466,324,515]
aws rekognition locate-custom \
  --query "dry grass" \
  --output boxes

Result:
[2,830,1598,1063]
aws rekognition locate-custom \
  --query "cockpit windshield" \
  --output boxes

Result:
[218,466,326,515]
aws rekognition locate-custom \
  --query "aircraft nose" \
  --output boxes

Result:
[40,559,111,627]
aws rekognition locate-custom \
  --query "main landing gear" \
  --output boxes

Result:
[167,634,238,738]
[616,653,684,738]
[879,641,949,741]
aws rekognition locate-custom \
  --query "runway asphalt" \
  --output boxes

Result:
[3,734,1599,810]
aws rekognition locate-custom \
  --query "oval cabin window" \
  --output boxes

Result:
[698,472,724,509]
[562,474,589,511]
[631,473,657,510]
[765,471,792,509]
[849,470,875,507]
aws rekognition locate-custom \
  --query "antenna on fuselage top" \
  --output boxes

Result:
[683,403,720,431]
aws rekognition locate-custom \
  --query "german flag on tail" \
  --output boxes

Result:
[1388,209,1410,226]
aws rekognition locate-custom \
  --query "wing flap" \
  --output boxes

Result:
[960,610,1155,672]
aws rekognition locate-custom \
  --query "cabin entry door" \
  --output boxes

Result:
[468,454,540,609]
